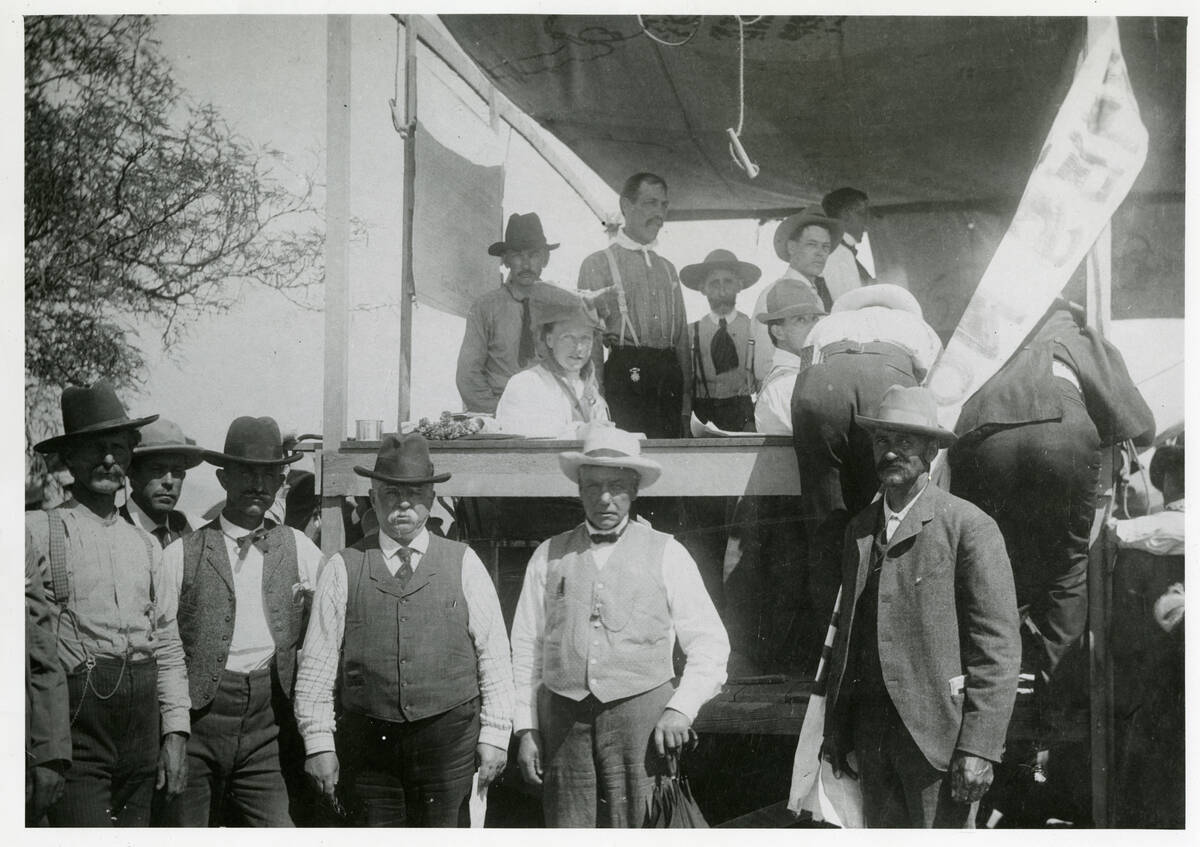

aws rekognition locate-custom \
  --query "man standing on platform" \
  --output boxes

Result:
[578,173,692,438]
[121,418,204,547]
[821,187,875,296]
[511,427,729,827]
[822,386,1020,828]
[26,381,190,826]
[457,212,559,414]
[295,433,514,827]
[681,248,760,433]
[160,416,323,826]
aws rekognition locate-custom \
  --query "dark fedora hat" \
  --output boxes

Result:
[487,212,560,257]
[132,418,205,469]
[856,385,957,448]
[34,380,159,454]
[202,416,303,467]
[354,433,451,485]
[773,209,844,262]
[679,249,762,291]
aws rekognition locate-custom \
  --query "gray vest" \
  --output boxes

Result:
[543,522,674,703]
[340,532,479,722]
[178,522,303,709]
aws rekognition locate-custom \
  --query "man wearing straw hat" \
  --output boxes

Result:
[26,380,190,826]
[159,416,324,826]
[295,433,514,827]
[510,427,729,827]
[680,248,761,433]
[120,418,204,547]
[821,385,1019,828]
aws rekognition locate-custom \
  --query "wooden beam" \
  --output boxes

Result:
[1085,221,1113,337]
[396,16,418,428]
[320,15,352,557]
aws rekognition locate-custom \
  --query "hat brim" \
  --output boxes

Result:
[133,444,206,469]
[353,465,451,485]
[34,414,160,454]
[773,213,844,262]
[203,450,304,468]
[679,260,761,291]
[487,241,560,257]
[856,415,957,447]
[558,453,662,488]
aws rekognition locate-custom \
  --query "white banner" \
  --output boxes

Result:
[925,17,1148,429]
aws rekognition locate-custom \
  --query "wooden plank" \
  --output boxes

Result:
[396,17,417,427]
[716,800,799,829]
[694,697,807,736]
[323,437,801,498]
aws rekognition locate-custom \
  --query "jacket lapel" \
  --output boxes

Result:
[885,484,937,552]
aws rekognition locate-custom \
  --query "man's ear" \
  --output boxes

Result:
[214,467,229,492]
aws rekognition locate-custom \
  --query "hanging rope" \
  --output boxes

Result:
[726,16,760,179]
[637,14,703,47]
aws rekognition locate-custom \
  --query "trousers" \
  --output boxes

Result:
[49,656,159,827]
[603,346,683,439]
[540,681,674,827]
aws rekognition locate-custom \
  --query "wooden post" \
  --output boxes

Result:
[397,16,418,428]
[320,15,352,558]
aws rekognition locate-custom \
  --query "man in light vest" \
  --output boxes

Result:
[510,426,729,826]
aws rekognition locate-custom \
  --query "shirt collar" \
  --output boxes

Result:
[505,280,538,302]
[707,309,740,324]
[613,228,659,257]
[882,478,930,527]
[379,525,429,558]
[771,347,805,369]
[782,266,816,287]
[125,496,164,532]
[63,497,122,527]
[219,513,265,541]
[842,232,859,248]
[585,515,629,541]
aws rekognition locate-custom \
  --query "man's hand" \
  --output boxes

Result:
[305,751,340,805]
[476,742,507,791]
[949,752,993,803]
[26,764,65,822]
[653,707,692,757]
[517,730,543,786]
[156,731,188,799]
[819,735,858,780]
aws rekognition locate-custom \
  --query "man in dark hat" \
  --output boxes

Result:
[295,433,514,827]
[821,385,1020,828]
[121,418,204,547]
[456,212,560,414]
[821,187,875,294]
[681,248,761,433]
[577,172,692,439]
[26,380,190,826]
[158,416,324,826]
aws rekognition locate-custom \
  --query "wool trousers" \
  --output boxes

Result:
[49,657,159,827]
[602,346,683,439]
[539,681,674,828]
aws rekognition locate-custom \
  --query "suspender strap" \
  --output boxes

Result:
[691,322,711,399]
[603,246,640,348]
[46,509,70,607]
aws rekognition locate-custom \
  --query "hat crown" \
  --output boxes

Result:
[136,418,192,450]
[869,386,940,432]
[221,416,290,463]
[501,213,549,251]
[579,426,643,463]
[372,433,438,482]
[703,248,739,264]
[765,279,825,315]
[60,380,135,433]
[529,284,603,331]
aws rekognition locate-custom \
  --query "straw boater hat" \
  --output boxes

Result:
[679,249,762,291]
[832,283,924,317]
[856,385,957,448]
[558,426,662,488]
[34,380,159,454]
[202,416,304,467]
[354,433,451,485]
[488,212,560,257]
[772,208,844,262]
[755,279,827,324]
[133,419,205,469]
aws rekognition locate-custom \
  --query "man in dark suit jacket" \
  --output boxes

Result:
[822,386,1020,828]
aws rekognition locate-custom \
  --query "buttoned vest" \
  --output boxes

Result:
[340,532,478,723]
[178,522,302,709]
[543,522,674,703]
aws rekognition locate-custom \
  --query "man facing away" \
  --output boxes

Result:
[121,418,203,547]
[821,386,1020,828]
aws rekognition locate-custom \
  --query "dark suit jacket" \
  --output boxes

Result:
[956,303,1155,447]
[26,531,70,770]
[825,484,1021,770]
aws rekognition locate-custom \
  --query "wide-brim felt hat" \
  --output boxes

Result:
[773,209,844,262]
[132,418,205,469]
[679,249,762,291]
[856,385,957,447]
[529,284,605,333]
[354,432,451,485]
[832,283,924,318]
[488,212,560,257]
[35,380,159,454]
[755,279,828,323]
[559,426,662,488]
[202,416,304,467]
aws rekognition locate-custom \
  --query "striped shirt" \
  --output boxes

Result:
[294,526,515,753]
[577,241,688,351]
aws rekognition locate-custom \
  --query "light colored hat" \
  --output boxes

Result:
[856,385,957,447]
[529,284,604,332]
[133,418,205,469]
[832,283,923,318]
[772,209,843,262]
[755,279,827,323]
[679,249,761,291]
[558,426,662,487]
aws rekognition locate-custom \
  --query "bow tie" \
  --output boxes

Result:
[589,531,622,545]
[235,527,270,557]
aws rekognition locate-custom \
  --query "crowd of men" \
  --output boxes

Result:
[27,171,1175,829]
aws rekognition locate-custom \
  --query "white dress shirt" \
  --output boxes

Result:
[754,347,806,435]
[510,518,730,733]
[496,363,611,438]
[1112,500,1185,556]
[882,479,930,543]
[162,516,324,674]
[822,232,870,304]
[804,305,944,378]
[293,526,515,754]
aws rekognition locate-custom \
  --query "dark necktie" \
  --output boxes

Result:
[152,524,174,549]
[847,243,872,283]
[814,277,833,313]
[518,298,534,367]
[589,532,621,545]
[235,527,269,557]
[710,317,739,374]
[396,546,415,588]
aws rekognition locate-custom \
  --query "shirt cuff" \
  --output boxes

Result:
[665,690,704,724]
[160,708,191,737]
[478,726,511,750]
[513,702,539,734]
[304,731,336,756]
